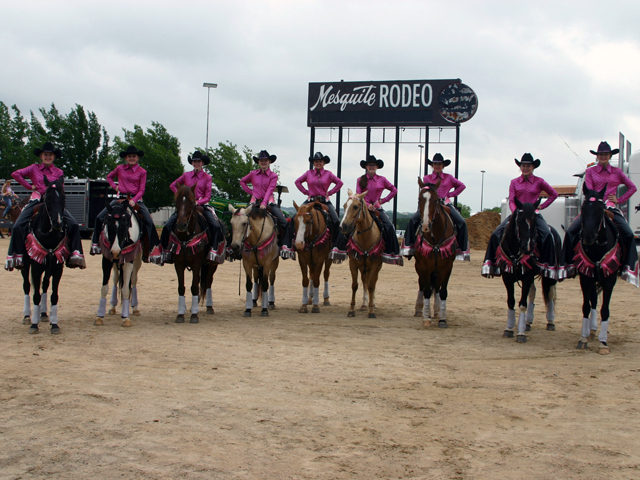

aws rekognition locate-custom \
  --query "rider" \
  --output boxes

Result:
[482,153,560,278]
[562,141,638,286]
[1,179,14,219]
[4,142,86,271]
[294,151,343,243]
[239,150,292,259]
[402,153,470,261]
[155,151,226,265]
[90,145,161,262]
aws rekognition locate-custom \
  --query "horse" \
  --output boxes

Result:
[340,188,384,318]
[0,194,28,238]
[292,200,333,313]
[573,185,622,354]
[228,203,280,317]
[166,184,217,323]
[412,179,456,328]
[23,177,68,334]
[493,198,557,343]
[94,200,143,327]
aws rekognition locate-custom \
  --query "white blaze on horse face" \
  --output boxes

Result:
[421,191,431,233]
[111,226,121,258]
[295,216,308,249]
[340,198,354,228]
[229,212,247,249]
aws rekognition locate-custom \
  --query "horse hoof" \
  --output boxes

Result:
[122,318,132,327]
[503,330,514,338]
[50,325,61,335]
[190,314,199,324]
[175,315,185,323]
[312,306,320,313]
[132,309,141,316]
[438,320,448,329]
[368,312,376,318]
[599,344,610,355]
[347,311,355,317]
[108,308,116,315]
[516,335,527,343]
[206,307,215,315]
[243,310,252,317]
[260,309,269,317]
[299,306,308,313]
[41,313,49,323]
[94,317,104,326]
[423,320,432,328]
[414,311,422,317]
[546,323,555,331]
[22,315,31,325]
[577,341,588,349]
[525,323,531,332]
[589,330,597,340]
[268,302,276,310]
[28,324,39,334]
[323,299,331,306]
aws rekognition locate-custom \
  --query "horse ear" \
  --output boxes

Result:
[534,198,542,209]
[106,201,113,214]
[435,179,441,191]
[191,184,197,194]
[599,184,607,199]
[244,204,253,216]
[347,188,353,197]
[515,198,523,210]
[43,175,50,187]
[418,177,424,189]
[357,190,368,199]
[228,204,236,214]
[293,201,299,212]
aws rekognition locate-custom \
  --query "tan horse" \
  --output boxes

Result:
[293,200,333,313]
[340,189,384,318]
[228,204,280,317]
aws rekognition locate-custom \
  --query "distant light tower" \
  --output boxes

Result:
[203,83,218,150]
[418,145,424,178]
[480,170,486,211]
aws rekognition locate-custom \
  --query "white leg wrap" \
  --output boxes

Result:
[206,288,213,307]
[24,295,31,316]
[40,296,48,315]
[268,285,275,303]
[49,305,58,325]
[191,295,199,314]
[526,302,535,323]
[110,286,118,306]
[121,299,130,319]
[581,317,591,338]
[517,310,527,335]
[302,287,309,305]
[131,287,138,308]
[97,298,107,317]
[424,297,431,318]
[599,320,609,343]
[590,309,598,331]
[546,301,555,323]
[433,292,441,319]
[245,291,253,309]
[324,281,330,299]
[253,282,259,301]
[262,291,269,309]
[507,309,516,330]
[33,305,41,325]
[313,287,319,306]
[178,296,186,315]
[439,299,446,321]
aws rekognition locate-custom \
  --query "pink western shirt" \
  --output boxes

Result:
[240,168,278,206]
[107,164,147,203]
[170,169,212,205]
[422,171,465,203]
[356,173,397,209]
[585,162,637,208]
[12,163,64,195]
[295,168,343,199]
[508,174,558,213]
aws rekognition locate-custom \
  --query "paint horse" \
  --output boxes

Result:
[493,198,557,343]
[573,185,624,354]
[340,189,385,318]
[292,200,333,313]
[412,179,456,328]
[228,204,280,317]
[23,177,68,334]
[167,184,217,323]
[95,200,143,327]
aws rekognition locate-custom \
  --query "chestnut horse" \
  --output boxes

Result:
[340,189,384,318]
[293,200,332,313]
[228,204,280,317]
[412,179,456,328]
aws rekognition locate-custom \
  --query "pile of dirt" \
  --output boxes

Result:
[467,210,501,251]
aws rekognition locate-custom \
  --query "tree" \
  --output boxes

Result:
[458,203,472,218]
[112,122,184,211]
[0,102,31,179]
[203,141,254,201]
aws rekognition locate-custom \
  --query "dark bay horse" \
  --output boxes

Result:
[494,198,557,343]
[293,200,332,313]
[573,185,622,354]
[228,204,280,317]
[340,189,384,318]
[167,184,217,323]
[412,179,456,328]
[23,177,68,334]
[94,200,142,327]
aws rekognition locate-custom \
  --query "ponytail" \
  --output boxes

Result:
[358,174,369,192]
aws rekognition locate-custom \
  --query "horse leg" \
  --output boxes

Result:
[598,278,616,355]
[526,282,536,330]
[40,273,49,322]
[95,257,112,326]
[48,267,61,334]
[542,277,556,331]
[516,277,533,342]
[268,257,277,310]
[360,268,369,311]
[252,278,259,308]
[109,262,119,315]
[311,257,323,313]
[502,275,516,338]
[323,256,331,306]
[29,266,43,334]
[22,265,31,325]
[348,259,358,317]
[189,260,201,324]
[299,255,310,313]
[437,268,453,329]
[243,261,253,316]
[130,253,142,316]
[175,264,186,323]
[202,263,216,315]
[260,266,270,317]
[120,263,133,327]
[415,290,424,318]
[366,262,382,318]
[577,275,594,349]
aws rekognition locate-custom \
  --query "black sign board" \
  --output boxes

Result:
[308,79,477,127]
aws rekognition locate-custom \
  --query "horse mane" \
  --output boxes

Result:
[175,183,196,202]
[249,207,267,220]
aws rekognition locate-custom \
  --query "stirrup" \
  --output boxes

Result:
[67,251,86,269]
[149,245,164,265]
[90,243,101,255]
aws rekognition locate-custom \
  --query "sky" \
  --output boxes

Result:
[2,0,640,214]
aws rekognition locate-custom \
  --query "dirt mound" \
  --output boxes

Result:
[467,210,501,251]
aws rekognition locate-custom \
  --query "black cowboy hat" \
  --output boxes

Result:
[34,141,61,159]
[590,141,619,156]
[119,145,145,158]
[188,151,210,165]
[360,155,384,169]
[253,150,277,164]
[309,151,330,164]
[514,153,541,169]
[426,153,451,167]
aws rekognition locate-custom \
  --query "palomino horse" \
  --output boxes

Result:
[228,204,280,317]
[492,198,557,343]
[412,179,456,328]
[573,185,622,354]
[94,200,143,327]
[293,200,332,313]
[23,177,68,334]
[167,184,217,323]
[340,189,384,318]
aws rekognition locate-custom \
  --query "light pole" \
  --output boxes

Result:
[480,170,486,212]
[203,83,217,150]
[418,145,424,178]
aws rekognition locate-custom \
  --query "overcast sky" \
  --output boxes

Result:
[2,0,640,213]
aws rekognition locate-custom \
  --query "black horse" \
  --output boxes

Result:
[495,198,557,343]
[23,177,68,334]
[573,185,621,354]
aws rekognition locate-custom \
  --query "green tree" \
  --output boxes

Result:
[0,102,31,179]
[458,202,472,218]
[484,206,501,213]
[112,122,184,211]
[203,141,254,201]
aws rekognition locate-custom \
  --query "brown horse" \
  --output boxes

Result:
[340,189,384,318]
[0,195,28,238]
[228,204,280,317]
[412,179,456,328]
[292,200,333,313]
[167,184,217,323]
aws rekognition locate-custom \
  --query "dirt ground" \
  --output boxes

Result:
[1,236,640,480]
